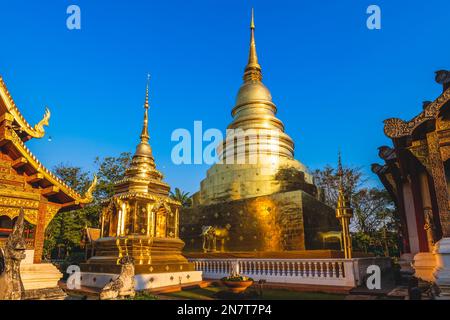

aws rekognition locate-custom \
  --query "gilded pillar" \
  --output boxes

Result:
[419,171,437,250]
[146,203,155,236]
[100,211,105,238]
[426,131,450,237]
[175,208,180,238]
[33,202,47,264]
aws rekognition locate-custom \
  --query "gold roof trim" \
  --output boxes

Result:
[0,76,51,139]
[112,192,180,205]
[8,127,96,204]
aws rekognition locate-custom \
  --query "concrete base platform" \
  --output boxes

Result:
[62,280,209,299]
[79,270,203,291]
[23,287,67,300]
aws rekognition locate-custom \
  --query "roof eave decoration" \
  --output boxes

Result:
[8,128,96,204]
[111,192,181,206]
[82,175,98,203]
[0,76,50,139]
[384,74,450,139]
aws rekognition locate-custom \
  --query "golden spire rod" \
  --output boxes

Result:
[338,150,344,191]
[244,8,262,82]
[250,7,255,30]
[335,151,353,259]
[140,74,150,144]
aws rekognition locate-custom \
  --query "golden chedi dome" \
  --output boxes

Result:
[235,81,272,106]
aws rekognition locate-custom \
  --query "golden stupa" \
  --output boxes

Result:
[181,11,339,253]
[80,78,202,290]
[196,10,314,205]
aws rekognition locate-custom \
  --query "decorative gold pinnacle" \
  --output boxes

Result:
[133,75,154,159]
[250,8,255,29]
[140,74,150,144]
[338,150,344,191]
[244,8,262,82]
[335,152,353,259]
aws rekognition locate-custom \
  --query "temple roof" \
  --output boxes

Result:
[384,70,450,139]
[0,76,51,142]
[0,76,96,209]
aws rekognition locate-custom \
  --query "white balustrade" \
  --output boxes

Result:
[190,258,358,287]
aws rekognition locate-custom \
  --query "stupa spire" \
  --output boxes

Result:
[133,75,153,158]
[140,74,150,144]
[243,8,262,82]
[338,150,344,192]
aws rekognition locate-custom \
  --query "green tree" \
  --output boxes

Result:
[43,153,132,261]
[313,165,365,207]
[94,152,132,200]
[169,188,192,208]
[44,165,93,260]
[313,165,400,256]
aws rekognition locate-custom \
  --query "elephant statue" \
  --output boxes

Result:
[201,226,229,253]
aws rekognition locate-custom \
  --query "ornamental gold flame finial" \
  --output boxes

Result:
[34,107,51,136]
[83,175,98,202]
[335,151,353,259]
[140,74,150,144]
[244,8,262,82]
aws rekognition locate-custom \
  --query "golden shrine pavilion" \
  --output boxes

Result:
[79,79,201,291]
[373,70,450,296]
[0,76,95,293]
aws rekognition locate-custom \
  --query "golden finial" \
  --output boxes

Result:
[337,150,343,189]
[335,151,353,259]
[250,8,255,29]
[144,73,150,109]
[140,75,150,143]
[244,8,262,82]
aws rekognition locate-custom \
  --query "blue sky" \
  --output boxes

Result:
[0,0,449,193]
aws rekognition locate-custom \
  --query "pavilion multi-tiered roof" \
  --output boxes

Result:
[0,76,96,263]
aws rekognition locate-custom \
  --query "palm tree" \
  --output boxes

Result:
[169,188,192,208]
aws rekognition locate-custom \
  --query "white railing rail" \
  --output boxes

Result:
[189,258,358,287]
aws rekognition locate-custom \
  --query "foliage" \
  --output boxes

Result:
[313,165,400,257]
[93,152,132,200]
[313,165,365,207]
[43,153,132,261]
[169,187,192,208]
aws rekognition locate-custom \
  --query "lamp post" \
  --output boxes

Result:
[336,153,353,259]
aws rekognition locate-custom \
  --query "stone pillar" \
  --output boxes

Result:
[402,181,421,254]
[33,202,47,264]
